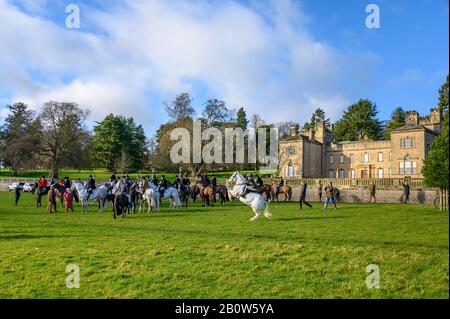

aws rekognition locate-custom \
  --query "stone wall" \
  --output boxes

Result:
[287,187,437,204]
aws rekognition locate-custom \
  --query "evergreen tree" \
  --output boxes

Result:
[0,102,36,175]
[309,107,330,130]
[423,75,449,189]
[333,99,383,141]
[92,114,148,171]
[236,107,248,130]
[384,107,406,139]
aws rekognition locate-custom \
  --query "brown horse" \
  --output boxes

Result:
[258,184,273,201]
[271,180,292,201]
[215,184,230,206]
[192,182,215,207]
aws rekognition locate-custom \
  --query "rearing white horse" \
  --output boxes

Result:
[72,181,108,213]
[228,171,272,221]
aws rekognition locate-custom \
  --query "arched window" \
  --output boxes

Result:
[338,169,345,179]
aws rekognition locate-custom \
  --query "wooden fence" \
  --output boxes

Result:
[438,188,449,212]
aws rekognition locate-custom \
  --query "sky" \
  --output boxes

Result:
[0,0,448,135]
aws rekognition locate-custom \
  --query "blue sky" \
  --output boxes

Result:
[0,0,448,135]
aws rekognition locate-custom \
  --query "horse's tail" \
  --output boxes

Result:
[264,199,272,218]
[150,193,156,208]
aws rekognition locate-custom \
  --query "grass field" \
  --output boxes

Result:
[0,191,448,298]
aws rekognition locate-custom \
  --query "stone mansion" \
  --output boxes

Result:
[279,108,442,179]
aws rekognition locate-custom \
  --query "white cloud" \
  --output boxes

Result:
[0,0,378,131]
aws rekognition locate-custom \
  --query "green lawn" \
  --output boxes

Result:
[0,192,448,298]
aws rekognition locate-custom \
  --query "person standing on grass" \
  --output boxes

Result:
[318,182,323,202]
[47,186,55,214]
[369,183,376,203]
[299,181,312,209]
[403,181,410,204]
[14,185,21,207]
[64,188,74,212]
[324,182,337,210]
[51,185,59,212]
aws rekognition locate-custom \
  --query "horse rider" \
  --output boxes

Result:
[120,177,129,193]
[38,175,48,194]
[173,175,181,190]
[203,174,211,187]
[182,174,191,187]
[64,176,71,189]
[241,173,258,197]
[150,174,159,186]
[277,176,284,193]
[140,175,150,190]
[255,174,264,188]
[124,175,132,190]
[158,175,169,196]
[110,173,117,183]
[181,174,190,192]
[87,175,96,197]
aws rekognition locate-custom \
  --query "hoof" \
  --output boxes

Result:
[264,213,272,219]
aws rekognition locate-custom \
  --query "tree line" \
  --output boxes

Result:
[0,76,447,186]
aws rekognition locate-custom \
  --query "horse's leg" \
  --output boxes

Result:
[250,206,261,222]
[284,193,288,202]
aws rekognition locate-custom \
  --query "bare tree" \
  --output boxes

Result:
[35,101,89,178]
[250,114,265,129]
[165,93,195,122]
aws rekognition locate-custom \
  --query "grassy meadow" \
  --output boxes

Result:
[0,191,448,298]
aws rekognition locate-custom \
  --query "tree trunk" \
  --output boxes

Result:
[51,165,59,179]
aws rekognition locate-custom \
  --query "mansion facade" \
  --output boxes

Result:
[279,108,442,179]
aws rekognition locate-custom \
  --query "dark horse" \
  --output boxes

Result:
[257,184,273,201]
[114,193,129,219]
[32,183,68,208]
[178,184,190,208]
[215,184,230,206]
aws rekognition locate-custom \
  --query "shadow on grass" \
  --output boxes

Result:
[274,215,350,221]
[0,234,69,240]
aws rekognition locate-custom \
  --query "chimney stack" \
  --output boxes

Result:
[290,124,299,137]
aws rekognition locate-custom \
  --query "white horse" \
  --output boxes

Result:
[153,182,182,209]
[72,181,109,213]
[228,171,272,221]
[140,182,160,213]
